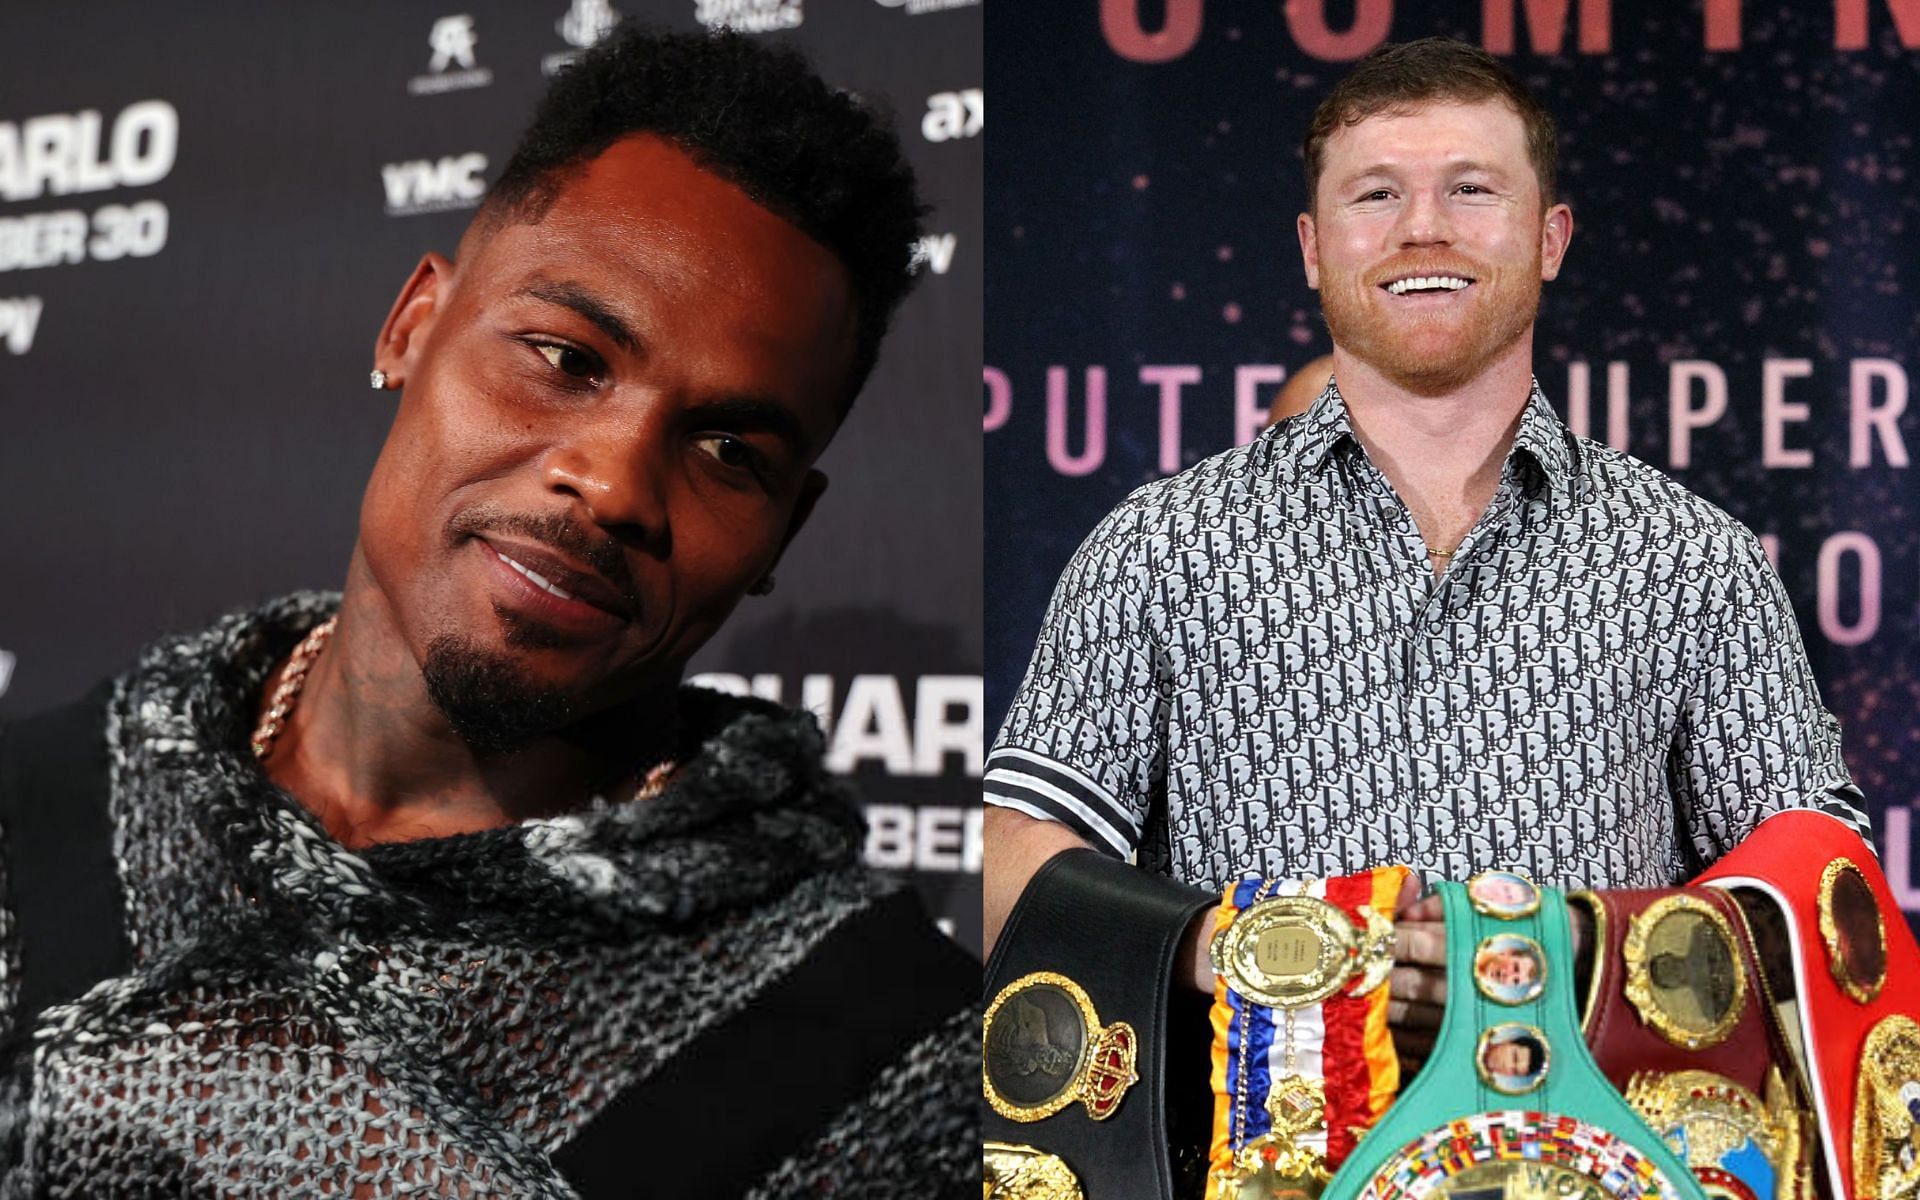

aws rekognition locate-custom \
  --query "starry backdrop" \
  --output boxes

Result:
[986,2,1920,923]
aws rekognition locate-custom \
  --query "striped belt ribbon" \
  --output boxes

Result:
[1206,866,1410,1199]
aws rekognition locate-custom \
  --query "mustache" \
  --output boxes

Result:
[1364,254,1486,285]
[448,503,641,607]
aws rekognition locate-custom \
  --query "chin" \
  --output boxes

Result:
[1368,319,1527,395]
[421,632,583,755]
[1384,361,1485,396]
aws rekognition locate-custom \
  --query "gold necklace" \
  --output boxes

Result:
[1425,544,1458,559]
[252,616,338,759]
[249,616,680,802]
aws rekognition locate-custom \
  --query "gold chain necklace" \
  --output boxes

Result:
[252,616,338,759]
[249,616,679,802]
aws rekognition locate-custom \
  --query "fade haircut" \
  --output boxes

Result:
[472,25,927,412]
[1303,37,1558,212]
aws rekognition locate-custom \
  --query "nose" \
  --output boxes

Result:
[541,421,670,554]
[1397,187,1454,248]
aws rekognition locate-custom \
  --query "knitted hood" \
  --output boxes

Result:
[2,593,907,1197]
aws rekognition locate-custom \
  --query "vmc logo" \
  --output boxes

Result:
[922,89,982,142]
[381,154,487,217]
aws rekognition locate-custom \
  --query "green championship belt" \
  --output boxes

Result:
[1324,875,1710,1200]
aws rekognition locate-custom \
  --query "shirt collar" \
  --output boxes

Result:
[1282,374,1579,497]
[1511,377,1579,494]
[1285,376,1355,472]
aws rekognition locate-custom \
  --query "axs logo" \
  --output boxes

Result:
[921,88,982,143]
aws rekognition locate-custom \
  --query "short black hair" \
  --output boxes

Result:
[476,25,927,412]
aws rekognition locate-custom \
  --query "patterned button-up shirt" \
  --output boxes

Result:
[986,380,1870,892]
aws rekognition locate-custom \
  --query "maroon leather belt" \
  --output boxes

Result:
[1572,885,1815,1200]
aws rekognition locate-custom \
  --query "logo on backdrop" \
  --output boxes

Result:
[381,154,487,217]
[409,14,493,95]
[0,100,177,203]
[694,0,803,33]
[689,671,983,778]
[910,232,957,276]
[545,0,619,74]
[0,296,41,354]
[874,0,979,13]
[921,88,983,142]
[692,670,982,875]
[0,96,174,363]
[866,803,981,873]
[0,650,14,701]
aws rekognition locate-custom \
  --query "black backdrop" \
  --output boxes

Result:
[986,2,1920,932]
[0,0,982,949]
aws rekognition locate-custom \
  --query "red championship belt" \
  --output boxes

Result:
[1694,809,1920,1200]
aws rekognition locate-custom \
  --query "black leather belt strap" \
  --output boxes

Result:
[0,681,130,1025]
[556,883,977,1198]
[984,848,1217,1200]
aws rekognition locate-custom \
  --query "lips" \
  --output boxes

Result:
[1382,273,1474,296]
[477,537,634,636]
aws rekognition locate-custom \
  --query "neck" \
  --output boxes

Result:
[258,549,672,848]
[1331,338,1535,566]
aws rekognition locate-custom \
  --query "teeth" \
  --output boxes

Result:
[498,552,576,601]
[1386,275,1471,295]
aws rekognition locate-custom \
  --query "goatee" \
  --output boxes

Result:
[421,633,578,755]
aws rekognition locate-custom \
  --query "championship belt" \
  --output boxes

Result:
[983,848,1220,1200]
[1324,873,1709,1200]
[1571,887,1815,1200]
[1204,867,1409,1199]
[1694,809,1920,1200]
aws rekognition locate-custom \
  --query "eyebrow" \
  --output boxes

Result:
[514,281,639,353]
[1343,159,1511,186]
[685,396,813,456]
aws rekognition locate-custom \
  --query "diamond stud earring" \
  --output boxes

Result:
[369,369,389,390]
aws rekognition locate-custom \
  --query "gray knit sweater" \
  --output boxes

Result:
[0,593,975,1196]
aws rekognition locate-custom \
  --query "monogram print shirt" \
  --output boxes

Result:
[986,380,1871,892]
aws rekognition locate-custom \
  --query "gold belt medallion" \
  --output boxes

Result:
[1431,1159,1619,1198]
[1356,1111,1687,1200]
[983,1142,1085,1200]
[1622,893,1746,1050]
[1211,1073,1332,1199]
[1819,857,1888,1005]
[984,971,1139,1123]
[1624,1067,1813,1200]
[1853,1014,1920,1200]
[1209,894,1394,1010]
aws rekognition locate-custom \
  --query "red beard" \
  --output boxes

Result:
[1318,248,1542,396]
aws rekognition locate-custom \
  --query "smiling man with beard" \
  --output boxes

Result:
[984,38,1869,1074]
[0,26,973,1198]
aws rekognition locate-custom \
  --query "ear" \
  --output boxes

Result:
[371,252,453,386]
[1297,211,1321,289]
[1538,202,1574,281]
